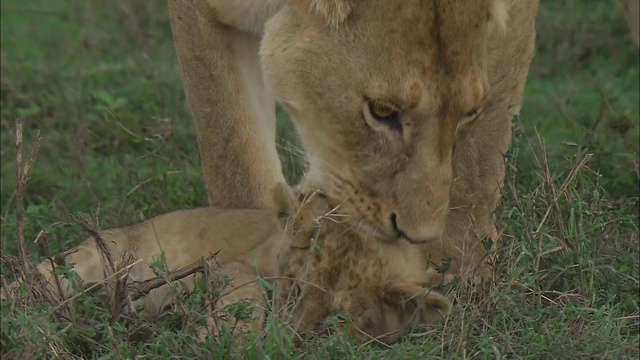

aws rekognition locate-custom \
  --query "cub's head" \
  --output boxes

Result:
[283,280,452,345]
[275,190,452,344]
[261,0,508,243]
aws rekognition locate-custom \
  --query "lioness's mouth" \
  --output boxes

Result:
[390,214,440,244]
[355,220,435,245]
[354,220,397,241]
[400,235,437,245]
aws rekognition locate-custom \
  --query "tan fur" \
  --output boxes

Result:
[168,0,539,283]
[278,190,451,344]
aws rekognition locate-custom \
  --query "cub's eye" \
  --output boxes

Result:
[366,101,402,132]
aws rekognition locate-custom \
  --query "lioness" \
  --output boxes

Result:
[3,185,450,343]
[279,190,451,345]
[168,0,540,282]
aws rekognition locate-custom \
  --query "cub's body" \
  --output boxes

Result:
[33,207,285,316]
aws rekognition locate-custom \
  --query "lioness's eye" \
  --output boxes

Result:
[367,101,402,132]
[370,102,394,118]
[462,108,481,120]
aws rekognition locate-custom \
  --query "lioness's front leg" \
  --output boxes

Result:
[619,0,639,46]
[437,0,540,282]
[167,1,285,209]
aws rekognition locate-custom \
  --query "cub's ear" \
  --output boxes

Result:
[285,191,323,250]
[418,290,452,324]
[272,182,296,220]
[386,282,452,325]
[288,0,352,27]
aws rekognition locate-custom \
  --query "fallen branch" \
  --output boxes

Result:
[71,210,131,324]
[127,254,217,302]
[52,258,144,312]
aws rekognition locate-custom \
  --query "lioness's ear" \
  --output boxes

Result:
[272,182,296,220]
[288,0,352,27]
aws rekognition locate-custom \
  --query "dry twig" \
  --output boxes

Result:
[72,211,135,323]
[13,118,41,300]
[127,255,216,302]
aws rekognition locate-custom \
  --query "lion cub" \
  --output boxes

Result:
[4,185,451,344]
[3,184,296,335]
[278,190,452,345]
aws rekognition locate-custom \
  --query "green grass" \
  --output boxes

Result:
[1,0,638,358]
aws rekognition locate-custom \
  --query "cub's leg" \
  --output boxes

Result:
[6,234,148,302]
[167,1,286,209]
[32,238,107,299]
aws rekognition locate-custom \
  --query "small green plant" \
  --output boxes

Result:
[94,90,127,112]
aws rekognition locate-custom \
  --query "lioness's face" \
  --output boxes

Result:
[261,1,499,243]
